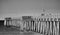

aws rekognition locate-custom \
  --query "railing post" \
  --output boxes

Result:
[40,21,43,34]
[38,21,40,33]
[46,21,49,35]
[35,21,37,32]
[31,21,33,31]
[57,21,59,35]
[53,21,55,35]
[34,21,35,31]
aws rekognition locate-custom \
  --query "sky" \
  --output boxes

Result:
[0,0,60,20]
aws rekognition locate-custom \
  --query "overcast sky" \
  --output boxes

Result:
[0,0,60,20]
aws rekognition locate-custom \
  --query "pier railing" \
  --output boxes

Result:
[23,18,59,35]
[5,17,59,35]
